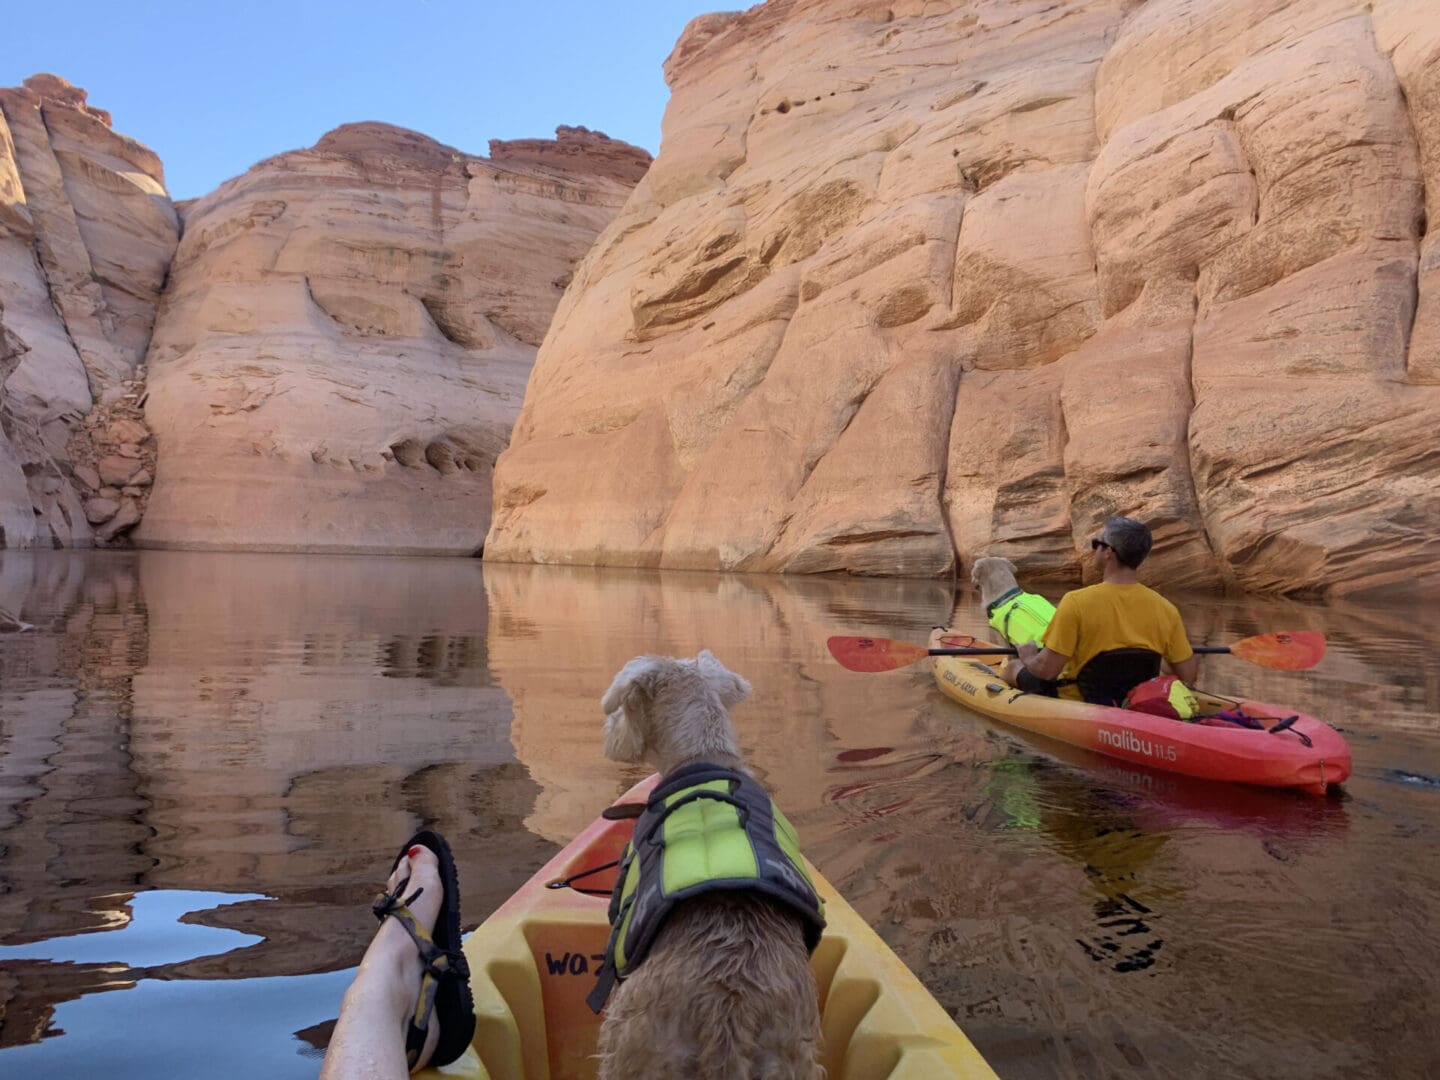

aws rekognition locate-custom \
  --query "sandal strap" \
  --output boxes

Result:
[405,968,443,1067]
[372,875,421,922]
[373,884,461,1067]
[374,890,455,965]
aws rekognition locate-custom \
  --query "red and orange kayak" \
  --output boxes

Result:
[929,629,1351,796]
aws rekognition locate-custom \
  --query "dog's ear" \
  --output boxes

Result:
[601,656,666,716]
[603,706,646,762]
[601,656,665,762]
[695,649,752,707]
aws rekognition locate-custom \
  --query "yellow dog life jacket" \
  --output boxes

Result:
[587,763,826,1012]
[986,588,1057,647]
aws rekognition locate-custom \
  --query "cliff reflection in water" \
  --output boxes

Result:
[481,561,959,843]
[0,552,554,1076]
[0,552,1437,1079]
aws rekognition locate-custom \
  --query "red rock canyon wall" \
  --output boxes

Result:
[0,76,648,555]
[0,75,175,547]
[133,122,647,553]
[485,0,1440,597]
[5,0,1437,598]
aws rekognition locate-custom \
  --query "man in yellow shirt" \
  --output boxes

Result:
[1003,517,1198,703]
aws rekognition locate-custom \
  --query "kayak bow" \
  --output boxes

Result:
[419,773,998,1079]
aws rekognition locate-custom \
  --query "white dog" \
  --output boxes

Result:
[970,555,1054,647]
[593,650,825,1080]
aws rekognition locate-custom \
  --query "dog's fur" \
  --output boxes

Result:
[970,556,1022,612]
[597,650,823,1080]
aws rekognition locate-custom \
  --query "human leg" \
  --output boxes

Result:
[321,834,473,1078]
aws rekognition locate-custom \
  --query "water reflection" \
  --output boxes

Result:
[0,891,265,967]
[0,552,552,1071]
[0,552,1435,1078]
[481,561,956,842]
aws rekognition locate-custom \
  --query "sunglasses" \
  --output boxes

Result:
[1090,538,1112,551]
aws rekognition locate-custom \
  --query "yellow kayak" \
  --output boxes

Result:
[420,774,997,1079]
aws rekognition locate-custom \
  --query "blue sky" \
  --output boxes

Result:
[3,1,728,199]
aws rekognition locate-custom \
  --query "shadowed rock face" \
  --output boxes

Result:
[485,0,1440,598]
[135,122,650,554]
[0,75,178,549]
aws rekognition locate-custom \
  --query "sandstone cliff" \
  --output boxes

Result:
[133,122,649,553]
[1,77,649,556]
[486,0,1440,597]
[0,75,175,548]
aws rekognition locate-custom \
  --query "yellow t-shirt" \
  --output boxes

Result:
[1042,582,1193,701]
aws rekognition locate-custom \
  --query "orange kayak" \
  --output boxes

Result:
[930,629,1351,796]
[420,773,998,1079]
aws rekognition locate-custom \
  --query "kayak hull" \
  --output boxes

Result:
[420,773,997,1079]
[929,628,1351,796]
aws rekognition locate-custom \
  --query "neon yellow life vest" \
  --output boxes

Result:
[986,588,1056,647]
[587,763,826,1012]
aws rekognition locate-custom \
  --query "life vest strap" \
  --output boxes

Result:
[634,787,750,848]
[586,960,619,1014]
[983,587,1022,618]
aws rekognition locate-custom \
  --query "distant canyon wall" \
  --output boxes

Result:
[135,122,648,554]
[6,0,1438,599]
[0,75,649,555]
[0,75,174,548]
[486,0,1440,597]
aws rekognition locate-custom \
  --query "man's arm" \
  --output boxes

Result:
[1173,654,1198,685]
[1164,603,1198,686]
[1017,640,1069,681]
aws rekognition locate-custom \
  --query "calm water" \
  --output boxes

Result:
[0,551,1436,1079]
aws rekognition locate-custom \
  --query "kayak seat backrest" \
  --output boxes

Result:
[1076,648,1161,707]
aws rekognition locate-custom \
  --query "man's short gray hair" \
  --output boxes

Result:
[1103,516,1153,569]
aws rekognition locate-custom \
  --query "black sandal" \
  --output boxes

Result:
[372,830,476,1070]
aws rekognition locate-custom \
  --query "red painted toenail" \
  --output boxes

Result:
[407,845,423,858]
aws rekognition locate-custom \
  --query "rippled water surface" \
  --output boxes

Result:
[0,551,1437,1079]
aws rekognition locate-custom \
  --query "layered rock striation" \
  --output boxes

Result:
[1,77,648,556]
[486,0,1440,597]
[0,74,177,547]
[134,123,648,553]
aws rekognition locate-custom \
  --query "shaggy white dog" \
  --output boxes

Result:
[970,555,1023,611]
[596,650,823,1080]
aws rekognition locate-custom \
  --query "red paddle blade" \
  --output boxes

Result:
[1230,630,1326,670]
[827,635,930,672]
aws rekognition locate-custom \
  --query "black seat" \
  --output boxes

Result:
[1075,648,1161,708]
